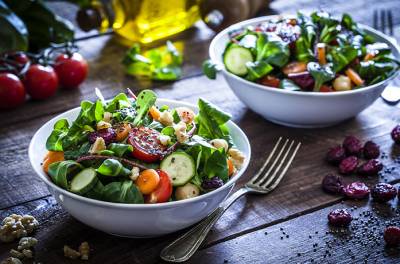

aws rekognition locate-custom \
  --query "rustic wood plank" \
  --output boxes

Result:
[190,184,400,264]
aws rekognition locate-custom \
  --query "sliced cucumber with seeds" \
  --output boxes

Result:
[70,168,98,194]
[160,152,195,186]
[223,44,254,76]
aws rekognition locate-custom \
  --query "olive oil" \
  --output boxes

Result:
[97,0,201,44]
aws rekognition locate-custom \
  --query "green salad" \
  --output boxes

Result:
[204,11,399,92]
[43,90,245,204]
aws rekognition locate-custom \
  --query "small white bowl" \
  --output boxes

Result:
[29,99,251,237]
[209,15,400,128]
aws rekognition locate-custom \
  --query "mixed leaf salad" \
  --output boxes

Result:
[43,89,245,204]
[204,11,399,92]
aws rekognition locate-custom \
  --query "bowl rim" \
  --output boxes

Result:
[29,98,251,210]
[209,14,400,97]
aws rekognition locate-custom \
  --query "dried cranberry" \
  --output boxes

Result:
[363,141,380,159]
[326,146,346,165]
[339,156,358,175]
[88,128,116,145]
[342,136,362,156]
[322,174,344,194]
[371,183,397,202]
[391,125,400,144]
[342,182,370,199]
[287,71,314,90]
[328,209,352,227]
[358,159,383,176]
[384,226,400,246]
[202,177,224,190]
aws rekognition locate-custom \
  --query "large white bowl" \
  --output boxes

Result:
[29,99,251,237]
[209,15,400,128]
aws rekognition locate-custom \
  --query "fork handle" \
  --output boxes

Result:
[160,187,250,262]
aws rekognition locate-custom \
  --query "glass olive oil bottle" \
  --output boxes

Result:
[86,0,200,44]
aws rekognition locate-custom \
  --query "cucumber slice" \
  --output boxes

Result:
[223,44,253,76]
[70,168,98,194]
[161,152,195,186]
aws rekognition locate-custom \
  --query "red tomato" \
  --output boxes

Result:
[146,170,173,203]
[127,126,167,163]
[259,75,281,88]
[12,53,30,65]
[320,85,334,93]
[55,53,88,89]
[24,64,58,100]
[0,73,25,109]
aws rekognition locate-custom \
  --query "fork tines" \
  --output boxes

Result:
[247,137,301,191]
[373,9,394,36]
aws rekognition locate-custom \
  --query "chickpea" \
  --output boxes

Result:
[175,183,200,200]
[210,139,229,152]
[333,75,352,91]
[175,107,195,124]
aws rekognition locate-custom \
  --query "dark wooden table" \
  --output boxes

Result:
[1,0,400,263]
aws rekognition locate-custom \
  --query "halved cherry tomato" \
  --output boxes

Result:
[136,169,160,195]
[127,126,166,163]
[259,75,280,88]
[146,170,172,203]
[43,151,64,173]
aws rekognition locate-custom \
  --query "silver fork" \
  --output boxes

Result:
[160,137,301,263]
[374,9,400,104]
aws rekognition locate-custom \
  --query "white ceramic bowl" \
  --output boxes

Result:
[29,99,250,237]
[209,15,400,128]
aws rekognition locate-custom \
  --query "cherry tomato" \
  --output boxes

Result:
[0,73,25,109]
[320,85,334,93]
[146,170,173,203]
[259,75,281,88]
[127,126,166,163]
[24,64,58,100]
[55,53,88,89]
[12,53,30,65]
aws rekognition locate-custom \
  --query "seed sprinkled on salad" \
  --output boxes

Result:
[43,89,245,203]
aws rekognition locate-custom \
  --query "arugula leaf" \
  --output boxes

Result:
[107,143,133,157]
[133,89,157,126]
[97,159,131,177]
[102,180,144,204]
[64,142,91,160]
[46,119,69,151]
[307,62,335,91]
[48,160,83,189]
[197,99,231,141]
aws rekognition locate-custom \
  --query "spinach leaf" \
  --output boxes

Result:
[62,100,104,150]
[202,59,218,80]
[133,89,157,126]
[48,160,83,189]
[64,142,91,160]
[197,99,232,145]
[97,159,131,177]
[107,143,133,157]
[245,60,273,81]
[204,148,229,182]
[256,33,290,67]
[85,181,104,200]
[297,12,316,48]
[320,24,341,43]
[105,93,131,112]
[102,180,144,204]
[0,0,28,53]
[329,46,358,72]
[46,119,69,151]
[357,60,396,82]
[280,79,301,91]
[295,37,314,63]
[307,62,335,91]
[113,107,137,122]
